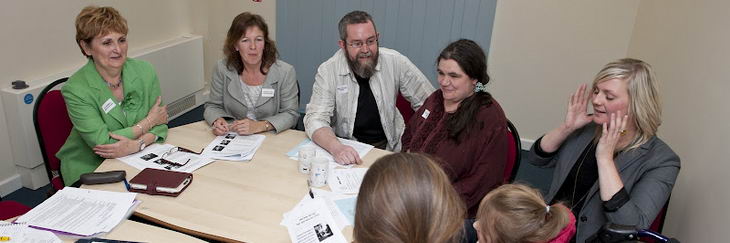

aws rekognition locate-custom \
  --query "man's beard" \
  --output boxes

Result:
[345,48,378,78]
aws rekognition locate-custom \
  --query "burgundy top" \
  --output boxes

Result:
[402,90,509,217]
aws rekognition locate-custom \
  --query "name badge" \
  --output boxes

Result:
[261,88,275,97]
[102,98,116,114]
[421,109,430,119]
[336,85,348,94]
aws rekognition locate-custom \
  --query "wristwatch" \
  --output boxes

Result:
[138,139,146,152]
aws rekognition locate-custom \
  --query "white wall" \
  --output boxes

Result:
[0,0,275,195]
[627,1,730,241]
[488,0,640,145]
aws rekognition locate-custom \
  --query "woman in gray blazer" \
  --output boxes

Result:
[204,12,299,135]
[527,58,680,242]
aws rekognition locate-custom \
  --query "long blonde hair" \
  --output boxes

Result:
[592,58,662,150]
[476,184,572,243]
[354,153,465,243]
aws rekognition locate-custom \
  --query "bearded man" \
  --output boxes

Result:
[304,10,434,165]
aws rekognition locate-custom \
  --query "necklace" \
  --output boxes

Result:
[105,77,123,89]
[569,141,597,210]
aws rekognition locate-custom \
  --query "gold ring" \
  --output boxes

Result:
[619,130,627,136]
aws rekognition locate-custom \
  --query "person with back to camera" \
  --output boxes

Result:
[527,58,680,242]
[474,183,576,243]
[354,153,465,243]
[401,39,509,239]
[57,6,168,186]
[204,12,299,136]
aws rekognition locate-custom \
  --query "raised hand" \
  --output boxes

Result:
[596,111,629,162]
[146,96,168,127]
[562,83,593,133]
[93,133,139,158]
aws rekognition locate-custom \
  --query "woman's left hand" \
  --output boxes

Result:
[596,111,629,162]
[93,133,139,158]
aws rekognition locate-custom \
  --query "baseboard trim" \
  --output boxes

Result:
[520,138,535,151]
[0,174,23,197]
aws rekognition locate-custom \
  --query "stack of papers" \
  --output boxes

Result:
[280,188,355,243]
[0,222,61,243]
[15,187,137,237]
[286,138,373,167]
[118,143,214,172]
[201,133,265,161]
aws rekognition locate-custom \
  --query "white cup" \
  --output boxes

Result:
[298,145,316,174]
[308,157,329,187]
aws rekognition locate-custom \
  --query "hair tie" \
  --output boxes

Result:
[545,205,551,213]
[474,82,488,93]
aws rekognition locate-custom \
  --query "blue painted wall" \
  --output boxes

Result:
[276,0,497,111]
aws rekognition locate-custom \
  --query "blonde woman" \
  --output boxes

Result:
[354,153,465,243]
[528,58,680,242]
[475,184,576,243]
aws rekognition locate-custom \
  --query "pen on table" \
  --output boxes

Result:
[123,179,131,191]
[307,180,314,199]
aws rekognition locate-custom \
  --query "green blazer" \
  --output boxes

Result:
[56,58,167,185]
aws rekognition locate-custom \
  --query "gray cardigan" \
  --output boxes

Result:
[204,59,299,132]
[527,123,680,243]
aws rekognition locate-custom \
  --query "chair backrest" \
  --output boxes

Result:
[33,77,72,191]
[396,92,414,122]
[503,119,522,183]
[0,200,32,220]
[638,196,671,243]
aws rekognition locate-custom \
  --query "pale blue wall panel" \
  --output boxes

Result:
[276,0,497,110]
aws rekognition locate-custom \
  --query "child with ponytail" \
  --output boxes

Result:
[474,184,576,243]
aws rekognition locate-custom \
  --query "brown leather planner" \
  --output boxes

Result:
[128,168,193,197]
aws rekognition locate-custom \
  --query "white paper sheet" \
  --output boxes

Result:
[283,198,347,243]
[327,168,368,194]
[118,143,214,172]
[15,188,136,236]
[201,133,265,161]
[0,222,61,243]
[287,138,373,167]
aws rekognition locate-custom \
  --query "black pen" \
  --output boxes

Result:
[309,188,314,199]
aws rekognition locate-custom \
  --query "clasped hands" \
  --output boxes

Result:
[94,96,168,159]
[212,117,269,136]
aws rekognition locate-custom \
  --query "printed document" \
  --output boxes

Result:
[282,198,347,243]
[287,138,373,166]
[0,222,61,243]
[118,143,213,172]
[327,168,369,194]
[15,187,136,236]
[201,133,265,161]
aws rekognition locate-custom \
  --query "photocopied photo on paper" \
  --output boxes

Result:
[284,198,347,243]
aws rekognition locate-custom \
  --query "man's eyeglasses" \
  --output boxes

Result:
[346,37,378,49]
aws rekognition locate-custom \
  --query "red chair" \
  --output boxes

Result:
[639,196,671,243]
[503,120,521,183]
[0,198,31,220]
[33,77,72,192]
[396,92,415,122]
